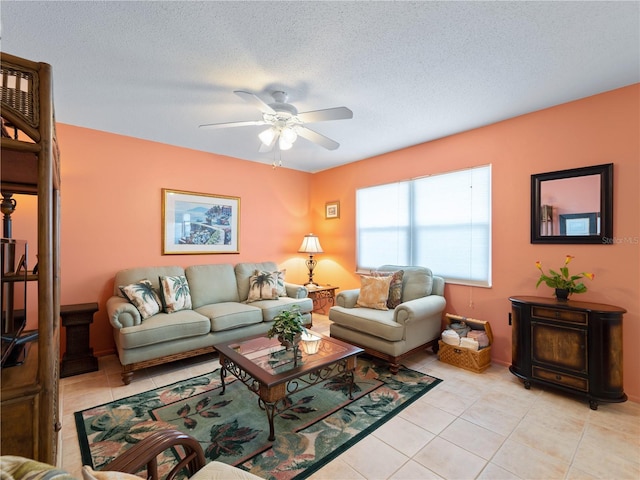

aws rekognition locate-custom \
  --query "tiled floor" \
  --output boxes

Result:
[60,314,640,480]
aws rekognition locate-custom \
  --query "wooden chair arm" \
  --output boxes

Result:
[105,429,206,480]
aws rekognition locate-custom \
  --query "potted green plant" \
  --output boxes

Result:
[267,306,306,349]
[535,255,595,300]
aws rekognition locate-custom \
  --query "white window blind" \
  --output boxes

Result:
[356,165,492,286]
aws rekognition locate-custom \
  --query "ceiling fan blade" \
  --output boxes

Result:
[297,106,353,123]
[198,120,266,129]
[234,90,276,114]
[297,126,340,150]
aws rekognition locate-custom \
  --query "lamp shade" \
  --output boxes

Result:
[298,234,324,253]
[258,127,276,146]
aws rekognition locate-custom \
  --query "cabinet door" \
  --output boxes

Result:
[531,322,587,374]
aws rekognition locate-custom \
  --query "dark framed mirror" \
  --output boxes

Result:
[531,163,613,244]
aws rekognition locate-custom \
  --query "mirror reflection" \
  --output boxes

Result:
[539,175,601,236]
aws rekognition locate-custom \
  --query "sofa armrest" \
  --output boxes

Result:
[285,282,308,299]
[106,295,141,329]
[394,295,446,326]
[336,289,360,308]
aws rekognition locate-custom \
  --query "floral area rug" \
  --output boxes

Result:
[75,356,442,480]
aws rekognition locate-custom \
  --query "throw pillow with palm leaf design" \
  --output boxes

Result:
[120,279,162,319]
[256,269,288,297]
[247,271,279,302]
[159,275,193,313]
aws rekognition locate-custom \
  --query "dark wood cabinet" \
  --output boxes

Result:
[509,296,626,410]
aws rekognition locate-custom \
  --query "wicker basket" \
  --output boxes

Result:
[438,313,493,373]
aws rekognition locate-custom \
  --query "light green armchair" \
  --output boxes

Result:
[329,265,446,373]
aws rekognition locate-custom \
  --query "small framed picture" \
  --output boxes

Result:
[325,201,340,219]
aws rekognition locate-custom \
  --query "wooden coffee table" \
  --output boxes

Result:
[215,332,363,441]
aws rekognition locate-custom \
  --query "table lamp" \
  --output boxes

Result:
[298,233,323,287]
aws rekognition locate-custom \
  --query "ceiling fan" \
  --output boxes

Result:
[199,91,353,152]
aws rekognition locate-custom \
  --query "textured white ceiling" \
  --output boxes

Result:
[2,1,638,172]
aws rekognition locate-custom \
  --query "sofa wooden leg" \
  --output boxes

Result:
[389,362,400,374]
[122,370,133,385]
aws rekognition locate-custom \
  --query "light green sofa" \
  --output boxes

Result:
[106,261,312,384]
[329,265,446,373]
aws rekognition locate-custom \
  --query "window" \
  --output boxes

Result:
[356,165,491,286]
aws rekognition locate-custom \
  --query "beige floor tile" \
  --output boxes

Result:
[398,398,456,435]
[372,415,435,457]
[572,424,640,479]
[388,459,443,480]
[492,438,570,479]
[476,462,522,479]
[439,417,506,460]
[475,386,538,417]
[339,435,409,479]
[107,375,157,400]
[63,390,114,416]
[585,400,640,437]
[565,465,602,480]
[421,384,478,416]
[413,436,487,479]
[307,458,366,480]
[460,401,522,437]
[509,409,585,462]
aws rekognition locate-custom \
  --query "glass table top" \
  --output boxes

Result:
[226,333,350,376]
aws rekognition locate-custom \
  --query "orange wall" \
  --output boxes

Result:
[310,84,640,401]
[8,85,639,402]
[11,126,315,360]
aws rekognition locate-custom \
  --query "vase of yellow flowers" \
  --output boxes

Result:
[536,255,595,300]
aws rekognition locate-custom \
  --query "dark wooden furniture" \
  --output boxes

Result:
[215,332,363,441]
[1,52,61,463]
[60,302,99,377]
[509,296,626,409]
[306,285,338,313]
[107,429,206,480]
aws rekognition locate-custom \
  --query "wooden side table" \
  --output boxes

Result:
[306,285,338,314]
[60,302,99,378]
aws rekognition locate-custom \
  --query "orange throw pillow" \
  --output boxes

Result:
[356,275,393,310]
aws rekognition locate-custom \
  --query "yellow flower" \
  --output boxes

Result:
[535,255,594,296]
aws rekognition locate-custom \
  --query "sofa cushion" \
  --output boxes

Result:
[0,456,74,480]
[377,265,433,301]
[82,466,141,480]
[372,269,405,309]
[119,280,162,319]
[356,275,393,310]
[195,302,263,332]
[247,271,280,302]
[235,262,280,301]
[193,462,263,480]
[329,306,404,342]
[159,275,192,313]
[252,297,314,322]
[118,310,210,349]
[185,264,240,308]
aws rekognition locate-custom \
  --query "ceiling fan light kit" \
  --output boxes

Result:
[199,90,353,153]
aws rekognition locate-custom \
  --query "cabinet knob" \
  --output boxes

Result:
[555,374,562,381]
